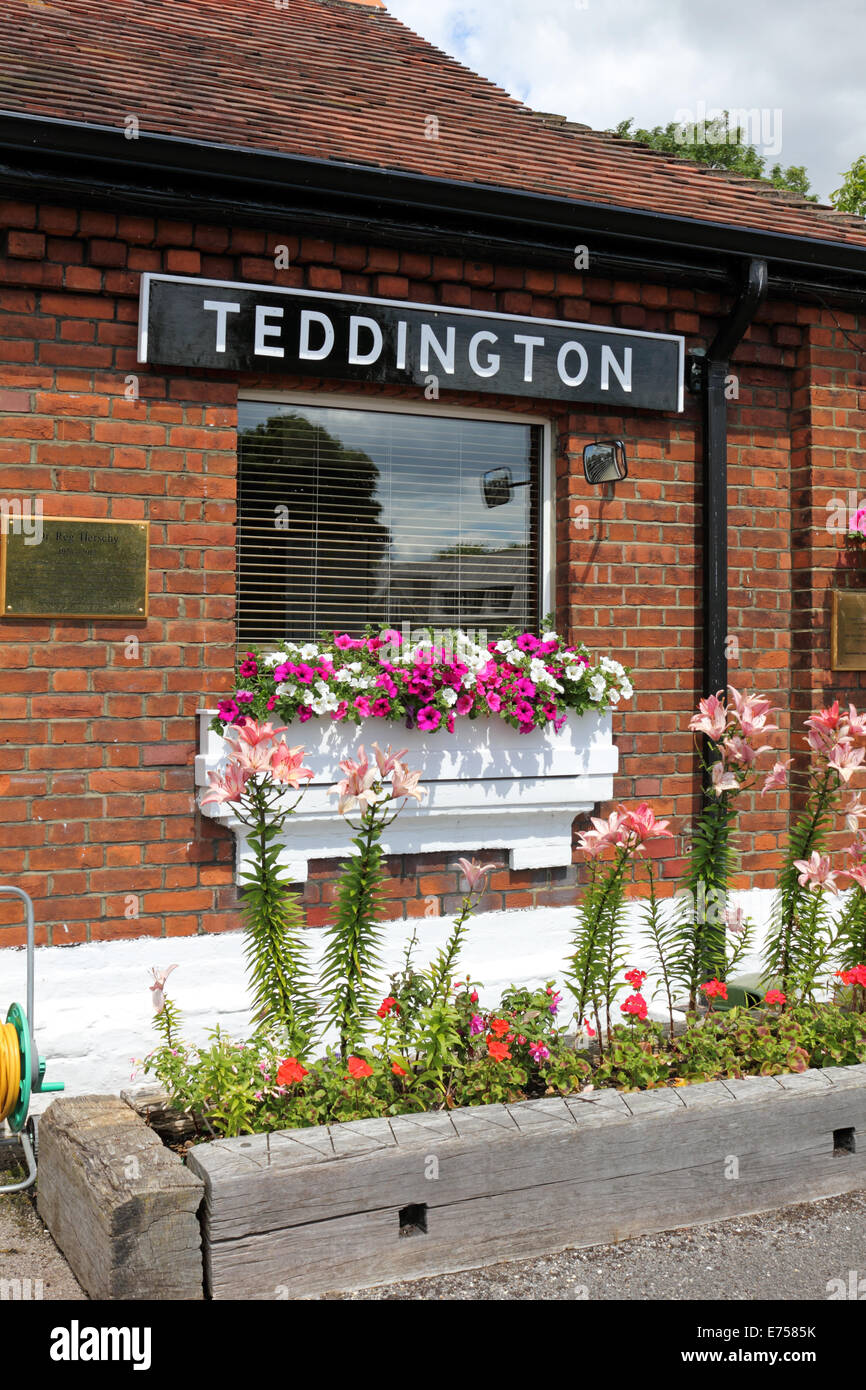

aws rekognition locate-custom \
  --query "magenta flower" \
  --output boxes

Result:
[238,653,258,679]
[353,696,372,717]
[417,705,441,731]
[529,1041,550,1062]
[216,698,241,724]
[469,1014,485,1036]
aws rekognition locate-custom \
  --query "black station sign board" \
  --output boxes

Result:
[138,274,684,412]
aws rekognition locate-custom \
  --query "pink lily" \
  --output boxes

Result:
[762,759,791,794]
[842,863,866,891]
[390,760,425,804]
[621,803,673,846]
[269,742,314,789]
[689,692,729,741]
[846,704,866,737]
[793,851,840,894]
[229,719,288,750]
[728,685,777,737]
[722,736,772,767]
[723,905,747,936]
[806,701,841,735]
[844,793,866,833]
[370,742,408,778]
[457,857,498,894]
[710,761,739,796]
[828,740,865,784]
[149,964,178,1015]
[200,761,251,806]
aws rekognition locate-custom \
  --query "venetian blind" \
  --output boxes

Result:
[236,401,542,646]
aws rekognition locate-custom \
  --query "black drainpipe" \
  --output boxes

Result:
[689,258,768,711]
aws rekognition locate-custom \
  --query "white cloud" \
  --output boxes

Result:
[386,0,866,201]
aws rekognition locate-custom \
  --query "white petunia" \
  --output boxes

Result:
[441,688,458,706]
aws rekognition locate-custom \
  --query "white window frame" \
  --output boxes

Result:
[236,388,556,633]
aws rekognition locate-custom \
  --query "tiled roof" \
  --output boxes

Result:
[3,0,866,249]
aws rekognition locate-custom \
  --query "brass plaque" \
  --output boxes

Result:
[0,517,149,619]
[831,589,866,670]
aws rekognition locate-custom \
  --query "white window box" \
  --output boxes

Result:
[195,708,617,884]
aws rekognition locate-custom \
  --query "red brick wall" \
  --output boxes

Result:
[1,196,864,945]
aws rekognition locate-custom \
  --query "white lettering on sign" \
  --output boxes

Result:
[513,334,545,383]
[299,309,335,361]
[254,305,285,358]
[348,315,383,367]
[202,299,240,352]
[419,324,456,374]
[601,344,632,392]
[396,320,408,371]
[468,330,500,378]
[557,341,589,387]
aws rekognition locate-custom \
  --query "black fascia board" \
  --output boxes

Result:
[2,111,866,298]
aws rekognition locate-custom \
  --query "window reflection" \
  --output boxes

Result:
[237,402,541,644]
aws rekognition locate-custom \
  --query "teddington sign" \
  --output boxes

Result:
[138,275,684,412]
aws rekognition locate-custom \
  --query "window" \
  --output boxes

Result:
[236,399,545,645]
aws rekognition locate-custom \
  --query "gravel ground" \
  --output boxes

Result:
[2,1164,863,1302]
[326,1190,866,1300]
[0,1182,85,1301]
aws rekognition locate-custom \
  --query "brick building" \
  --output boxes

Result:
[2,0,866,985]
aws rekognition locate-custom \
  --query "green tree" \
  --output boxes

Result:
[832,155,866,215]
[613,115,817,201]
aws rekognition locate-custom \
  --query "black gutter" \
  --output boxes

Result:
[688,257,768,790]
[3,112,866,299]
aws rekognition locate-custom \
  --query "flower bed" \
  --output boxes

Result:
[166,685,866,1140]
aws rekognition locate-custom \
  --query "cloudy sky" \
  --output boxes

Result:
[386,0,864,203]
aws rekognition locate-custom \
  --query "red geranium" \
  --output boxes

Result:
[347,1055,373,1079]
[764,989,786,1007]
[276,1057,308,1086]
[620,993,648,1020]
[488,1017,511,1038]
[625,968,648,989]
[487,1039,512,1062]
[391,1062,407,1077]
[700,978,728,1000]
[377,996,398,1019]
